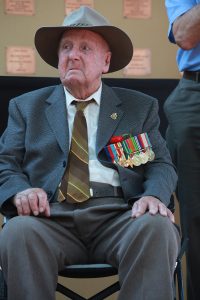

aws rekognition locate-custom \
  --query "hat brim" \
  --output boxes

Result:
[34,26,133,73]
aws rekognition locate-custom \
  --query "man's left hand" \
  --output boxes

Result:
[131,196,175,223]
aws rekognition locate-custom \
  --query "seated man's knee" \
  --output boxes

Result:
[0,216,38,250]
[137,213,179,244]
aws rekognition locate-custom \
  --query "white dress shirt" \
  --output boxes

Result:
[64,84,120,186]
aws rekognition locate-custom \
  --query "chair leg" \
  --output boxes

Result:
[88,282,120,300]
[174,237,188,300]
[57,282,86,300]
[176,260,184,300]
[57,281,120,300]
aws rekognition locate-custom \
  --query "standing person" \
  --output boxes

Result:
[0,6,180,300]
[165,1,200,299]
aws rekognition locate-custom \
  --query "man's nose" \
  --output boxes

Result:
[68,47,80,59]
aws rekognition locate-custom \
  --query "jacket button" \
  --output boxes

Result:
[63,161,66,168]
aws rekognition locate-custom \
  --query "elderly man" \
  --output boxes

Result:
[0,6,180,300]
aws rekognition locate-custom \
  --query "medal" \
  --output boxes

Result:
[131,154,141,166]
[146,148,155,161]
[139,152,148,164]
[126,157,134,168]
[118,156,128,167]
[104,132,155,167]
[142,133,155,162]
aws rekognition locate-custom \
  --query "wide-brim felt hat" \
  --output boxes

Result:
[34,6,133,73]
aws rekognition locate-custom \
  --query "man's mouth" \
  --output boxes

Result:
[68,68,80,71]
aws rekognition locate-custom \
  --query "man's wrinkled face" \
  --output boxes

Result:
[58,29,111,92]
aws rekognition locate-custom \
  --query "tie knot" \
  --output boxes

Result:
[75,99,94,111]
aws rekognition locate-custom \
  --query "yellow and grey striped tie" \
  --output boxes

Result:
[59,100,94,203]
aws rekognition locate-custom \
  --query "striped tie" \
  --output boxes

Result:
[58,100,93,203]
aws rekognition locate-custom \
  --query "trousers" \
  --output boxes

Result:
[164,77,200,300]
[0,197,180,300]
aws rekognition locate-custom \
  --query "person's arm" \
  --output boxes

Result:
[129,96,176,222]
[0,99,50,216]
[173,4,200,49]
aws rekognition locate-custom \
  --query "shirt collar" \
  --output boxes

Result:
[64,83,102,108]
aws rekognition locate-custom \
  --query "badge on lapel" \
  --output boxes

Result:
[104,132,155,167]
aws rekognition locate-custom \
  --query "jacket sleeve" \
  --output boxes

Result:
[126,98,177,207]
[0,99,32,215]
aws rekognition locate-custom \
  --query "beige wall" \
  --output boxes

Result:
[0,0,180,78]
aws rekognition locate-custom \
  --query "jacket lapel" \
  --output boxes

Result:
[45,85,69,154]
[96,84,124,154]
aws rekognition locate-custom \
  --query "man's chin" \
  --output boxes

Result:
[62,76,83,89]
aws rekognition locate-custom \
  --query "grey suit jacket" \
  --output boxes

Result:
[0,83,177,216]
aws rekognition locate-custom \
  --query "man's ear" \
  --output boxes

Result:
[102,51,112,74]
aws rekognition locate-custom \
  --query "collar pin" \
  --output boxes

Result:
[110,113,118,120]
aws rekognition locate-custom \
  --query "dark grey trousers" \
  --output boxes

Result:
[0,197,180,300]
[164,77,200,300]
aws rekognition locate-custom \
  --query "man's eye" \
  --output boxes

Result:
[82,45,90,52]
[63,44,71,50]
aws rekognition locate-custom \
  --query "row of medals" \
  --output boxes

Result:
[115,147,155,168]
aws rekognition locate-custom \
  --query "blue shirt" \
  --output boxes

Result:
[165,0,200,71]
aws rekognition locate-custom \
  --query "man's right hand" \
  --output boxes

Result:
[13,188,50,217]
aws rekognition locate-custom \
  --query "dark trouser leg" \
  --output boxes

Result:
[91,210,180,300]
[164,78,200,300]
[0,215,88,300]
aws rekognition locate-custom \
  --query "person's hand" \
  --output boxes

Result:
[13,188,50,217]
[131,196,175,223]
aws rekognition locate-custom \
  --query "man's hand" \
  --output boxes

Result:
[131,196,175,223]
[13,188,50,217]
